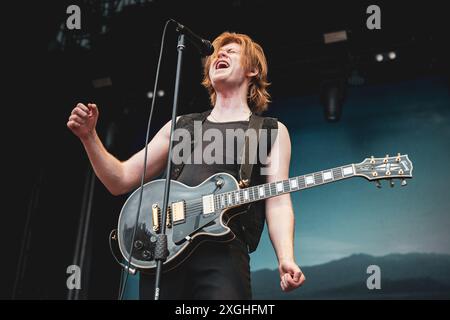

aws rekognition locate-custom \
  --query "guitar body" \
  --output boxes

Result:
[117,173,245,274]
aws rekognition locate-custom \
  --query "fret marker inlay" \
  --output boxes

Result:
[276,183,283,192]
[343,166,353,176]
[290,179,298,189]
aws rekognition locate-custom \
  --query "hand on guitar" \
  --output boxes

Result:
[67,103,99,141]
[279,259,306,292]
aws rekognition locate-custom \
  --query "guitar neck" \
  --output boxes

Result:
[214,164,357,210]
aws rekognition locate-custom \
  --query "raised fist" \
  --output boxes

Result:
[67,103,99,140]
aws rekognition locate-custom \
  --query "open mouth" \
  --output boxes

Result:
[215,60,230,70]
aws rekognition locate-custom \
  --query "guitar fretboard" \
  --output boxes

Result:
[213,164,356,210]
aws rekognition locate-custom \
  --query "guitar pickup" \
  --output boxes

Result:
[202,194,215,215]
[171,201,185,225]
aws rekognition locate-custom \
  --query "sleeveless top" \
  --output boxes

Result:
[176,118,249,185]
[167,110,278,252]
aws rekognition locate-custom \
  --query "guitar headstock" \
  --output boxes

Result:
[354,153,413,187]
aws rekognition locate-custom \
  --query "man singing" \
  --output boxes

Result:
[67,31,305,299]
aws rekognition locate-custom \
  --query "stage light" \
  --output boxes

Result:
[157,90,165,97]
[375,51,397,62]
[147,91,154,99]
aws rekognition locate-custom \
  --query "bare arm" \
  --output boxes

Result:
[265,121,305,291]
[67,102,176,195]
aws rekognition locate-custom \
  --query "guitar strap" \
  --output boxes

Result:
[238,114,265,188]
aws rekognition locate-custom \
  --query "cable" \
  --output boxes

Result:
[118,19,175,300]
[109,230,136,275]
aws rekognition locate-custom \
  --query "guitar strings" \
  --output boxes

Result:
[153,177,335,219]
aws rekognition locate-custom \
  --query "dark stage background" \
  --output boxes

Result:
[3,0,448,299]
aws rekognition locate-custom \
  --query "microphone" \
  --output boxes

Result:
[172,20,214,56]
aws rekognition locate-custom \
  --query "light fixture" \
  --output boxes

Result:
[388,51,396,60]
[375,51,397,62]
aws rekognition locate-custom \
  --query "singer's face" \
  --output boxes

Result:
[209,42,247,89]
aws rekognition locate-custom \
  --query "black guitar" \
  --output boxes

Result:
[115,154,413,273]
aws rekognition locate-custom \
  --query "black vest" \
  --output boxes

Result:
[168,109,278,253]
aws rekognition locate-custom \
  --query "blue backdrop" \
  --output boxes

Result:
[124,76,450,299]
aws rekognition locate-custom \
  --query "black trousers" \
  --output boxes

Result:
[139,238,251,300]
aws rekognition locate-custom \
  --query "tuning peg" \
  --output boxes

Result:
[370,156,375,164]
[396,153,401,162]
[375,181,382,188]
[390,179,395,188]
[401,179,407,186]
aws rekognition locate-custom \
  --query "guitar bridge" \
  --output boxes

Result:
[152,204,160,232]
[151,203,175,233]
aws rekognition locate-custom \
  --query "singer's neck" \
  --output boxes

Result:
[212,87,251,121]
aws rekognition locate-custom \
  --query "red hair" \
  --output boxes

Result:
[201,32,271,114]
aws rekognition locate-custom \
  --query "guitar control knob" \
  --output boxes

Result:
[134,240,143,250]
[142,250,152,260]
[216,178,224,187]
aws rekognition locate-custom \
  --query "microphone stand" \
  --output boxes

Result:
[153,33,186,300]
